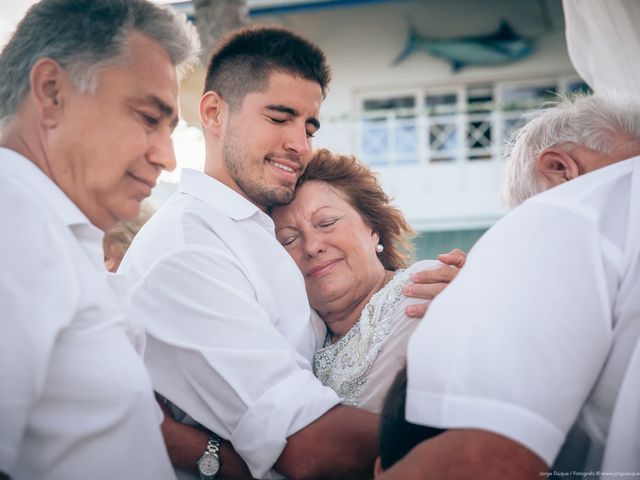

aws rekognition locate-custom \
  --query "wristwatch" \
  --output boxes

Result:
[197,433,221,480]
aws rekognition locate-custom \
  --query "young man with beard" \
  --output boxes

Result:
[120,26,374,480]
[120,26,460,480]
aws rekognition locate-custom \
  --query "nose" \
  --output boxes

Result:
[283,123,311,157]
[302,230,326,258]
[148,131,178,172]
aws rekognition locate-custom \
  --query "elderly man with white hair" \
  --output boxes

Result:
[378,92,640,479]
[501,93,640,207]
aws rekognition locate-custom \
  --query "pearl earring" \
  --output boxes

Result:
[376,244,384,253]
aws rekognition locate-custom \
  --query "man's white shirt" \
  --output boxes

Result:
[0,148,174,479]
[406,156,640,472]
[119,168,340,478]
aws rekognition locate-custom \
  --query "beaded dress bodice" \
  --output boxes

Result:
[313,267,411,406]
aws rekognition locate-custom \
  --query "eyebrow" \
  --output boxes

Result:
[274,205,338,232]
[140,95,179,129]
[266,104,321,130]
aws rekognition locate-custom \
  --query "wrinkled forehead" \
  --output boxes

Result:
[272,180,352,224]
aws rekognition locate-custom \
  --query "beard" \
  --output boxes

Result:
[222,125,298,209]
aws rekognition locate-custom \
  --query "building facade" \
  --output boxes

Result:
[168,0,585,259]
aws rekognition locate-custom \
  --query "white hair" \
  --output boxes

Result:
[501,91,640,208]
[0,0,200,129]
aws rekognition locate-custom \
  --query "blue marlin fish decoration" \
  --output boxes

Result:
[393,20,534,72]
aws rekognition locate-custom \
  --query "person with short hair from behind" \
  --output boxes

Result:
[378,92,640,478]
[373,367,432,477]
[0,0,199,478]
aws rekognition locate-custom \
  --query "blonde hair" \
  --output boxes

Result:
[103,204,154,270]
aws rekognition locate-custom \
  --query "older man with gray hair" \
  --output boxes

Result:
[0,1,198,479]
[502,92,640,208]
[379,92,640,478]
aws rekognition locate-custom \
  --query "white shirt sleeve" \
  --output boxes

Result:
[406,203,615,466]
[0,196,78,471]
[563,0,640,97]
[127,247,340,478]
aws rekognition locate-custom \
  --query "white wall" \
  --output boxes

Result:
[251,0,576,230]
[170,0,577,229]
[255,0,572,117]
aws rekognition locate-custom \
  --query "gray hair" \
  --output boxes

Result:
[0,0,200,127]
[501,92,640,208]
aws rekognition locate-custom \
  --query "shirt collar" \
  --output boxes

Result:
[179,168,275,231]
[0,147,91,228]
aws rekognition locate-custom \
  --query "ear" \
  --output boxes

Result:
[536,147,581,187]
[199,90,227,137]
[371,229,380,247]
[29,58,67,128]
[373,457,383,477]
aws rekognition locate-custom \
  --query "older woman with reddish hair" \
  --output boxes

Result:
[271,149,443,413]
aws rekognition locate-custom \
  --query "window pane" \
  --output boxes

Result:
[467,85,493,160]
[426,94,457,114]
[362,118,389,165]
[468,85,493,112]
[363,96,415,111]
[360,95,418,165]
[425,93,459,162]
[396,116,419,164]
[502,84,557,110]
[566,80,591,95]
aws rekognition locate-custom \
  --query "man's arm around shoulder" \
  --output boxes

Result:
[275,404,379,480]
[377,429,547,480]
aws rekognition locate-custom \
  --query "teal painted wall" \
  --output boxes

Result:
[413,229,487,262]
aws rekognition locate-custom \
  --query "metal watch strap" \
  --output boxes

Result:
[204,434,220,457]
[197,433,221,480]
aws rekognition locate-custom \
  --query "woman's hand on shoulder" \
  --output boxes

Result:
[403,249,467,318]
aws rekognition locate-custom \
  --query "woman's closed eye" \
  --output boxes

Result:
[279,233,299,246]
[317,218,339,229]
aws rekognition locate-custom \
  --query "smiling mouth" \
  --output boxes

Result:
[128,173,156,190]
[307,259,341,278]
[266,158,300,180]
[268,160,295,173]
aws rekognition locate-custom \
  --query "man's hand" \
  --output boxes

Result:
[157,396,209,471]
[156,396,254,479]
[404,249,467,318]
[275,405,378,480]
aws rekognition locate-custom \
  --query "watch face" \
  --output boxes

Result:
[199,453,220,476]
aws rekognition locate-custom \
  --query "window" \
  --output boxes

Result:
[425,92,460,162]
[466,85,493,161]
[565,80,591,95]
[361,96,418,165]
[356,75,587,166]
[499,82,558,142]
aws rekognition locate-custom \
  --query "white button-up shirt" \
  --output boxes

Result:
[406,156,640,473]
[119,169,340,479]
[0,148,174,480]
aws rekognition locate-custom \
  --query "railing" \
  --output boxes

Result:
[314,105,537,167]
